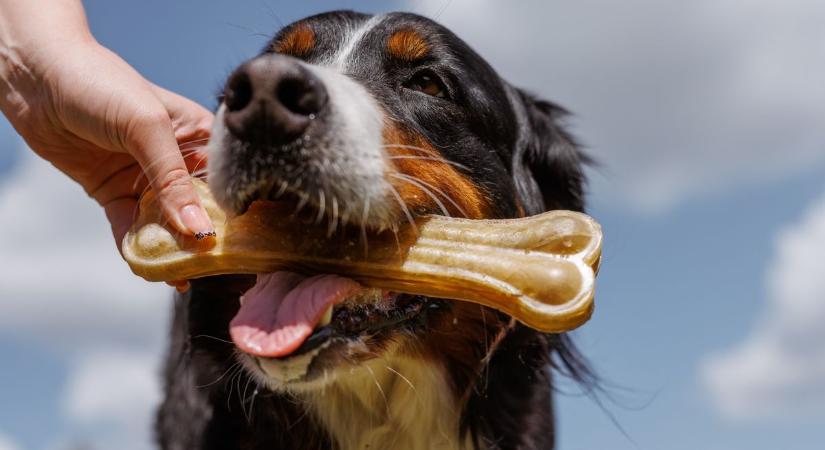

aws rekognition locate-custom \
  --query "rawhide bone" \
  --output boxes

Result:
[122,178,603,332]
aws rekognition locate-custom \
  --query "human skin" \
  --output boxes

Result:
[0,0,215,256]
[0,0,216,291]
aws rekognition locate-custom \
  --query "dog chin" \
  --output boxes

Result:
[237,338,402,394]
[238,349,338,393]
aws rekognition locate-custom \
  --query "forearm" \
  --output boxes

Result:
[0,0,94,92]
[0,0,94,124]
[0,0,93,50]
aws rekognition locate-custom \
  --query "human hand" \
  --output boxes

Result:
[0,38,215,250]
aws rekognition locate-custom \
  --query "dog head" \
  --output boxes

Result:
[204,11,587,394]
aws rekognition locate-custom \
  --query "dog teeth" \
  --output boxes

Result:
[318,305,333,326]
[340,289,384,307]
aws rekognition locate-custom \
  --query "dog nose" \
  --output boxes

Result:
[222,54,327,145]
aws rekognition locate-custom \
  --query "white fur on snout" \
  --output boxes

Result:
[302,64,395,226]
[205,105,232,206]
[206,66,395,227]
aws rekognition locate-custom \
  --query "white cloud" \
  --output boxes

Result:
[702,190,825,420]
[413,0,825,211]
[61,350,161,450]
[0,149,170,349]
[0,149,171,449]
[0,432,21,450]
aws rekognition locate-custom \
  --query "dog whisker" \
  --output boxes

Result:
[295,191,309,214]
[387,183,418,236]
[132,146,207,189]
[188,152,209,183]
[178,137,211,148]
[315,189,326,224]
[390,173,450,217]
[385,365,418,395]
[392,172,468,219]
[275,180,289,198]
[131,152,179,194]
[131,146,210,228]
[327,195,339,237]
[196,361,241,389]
[360,196,371,258]
[223,20,272,39]
[193,334,235,345]
[241,375,255,422]
[286,402,312,431]
[256,0,285,28]
[225,364,243,412]
[234,366,246,414]
[386,153,471,172]
[364,365,391,418]
[247,387,259,421]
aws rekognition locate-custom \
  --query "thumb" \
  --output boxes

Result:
[126,112,214,238]
[104,197,138,251]
[105,197,190,292]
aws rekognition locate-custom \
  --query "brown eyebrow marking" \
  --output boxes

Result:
[273,23,315,56]
[387,29,430,61]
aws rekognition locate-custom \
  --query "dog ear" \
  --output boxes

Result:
[511,89,589,215]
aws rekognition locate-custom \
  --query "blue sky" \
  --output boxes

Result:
[1,1,824,449]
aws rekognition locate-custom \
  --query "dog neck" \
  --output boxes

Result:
[301,356,468,450]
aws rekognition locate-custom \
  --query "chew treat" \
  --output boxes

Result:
[122,179,602,332]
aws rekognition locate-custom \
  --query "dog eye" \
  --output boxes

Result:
[403,71,448,99]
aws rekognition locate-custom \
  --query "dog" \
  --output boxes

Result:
[156,10,593,450]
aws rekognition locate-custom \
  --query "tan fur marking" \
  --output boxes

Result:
[274,23,316,56]
[304,356,467,450]
[383,124,490,219]
[387,29,430,61]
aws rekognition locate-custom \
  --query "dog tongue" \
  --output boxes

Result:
[230,272,362,358]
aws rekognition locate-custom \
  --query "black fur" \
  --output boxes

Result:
[157,10,593,450]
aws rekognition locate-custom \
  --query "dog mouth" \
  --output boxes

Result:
[229,176,388,235]
[226,182,432,363]
[230,272,432,362]
[281,290,432,359]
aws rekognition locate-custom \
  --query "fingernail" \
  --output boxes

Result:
[180,204,214,239]
[194,231,217,240]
